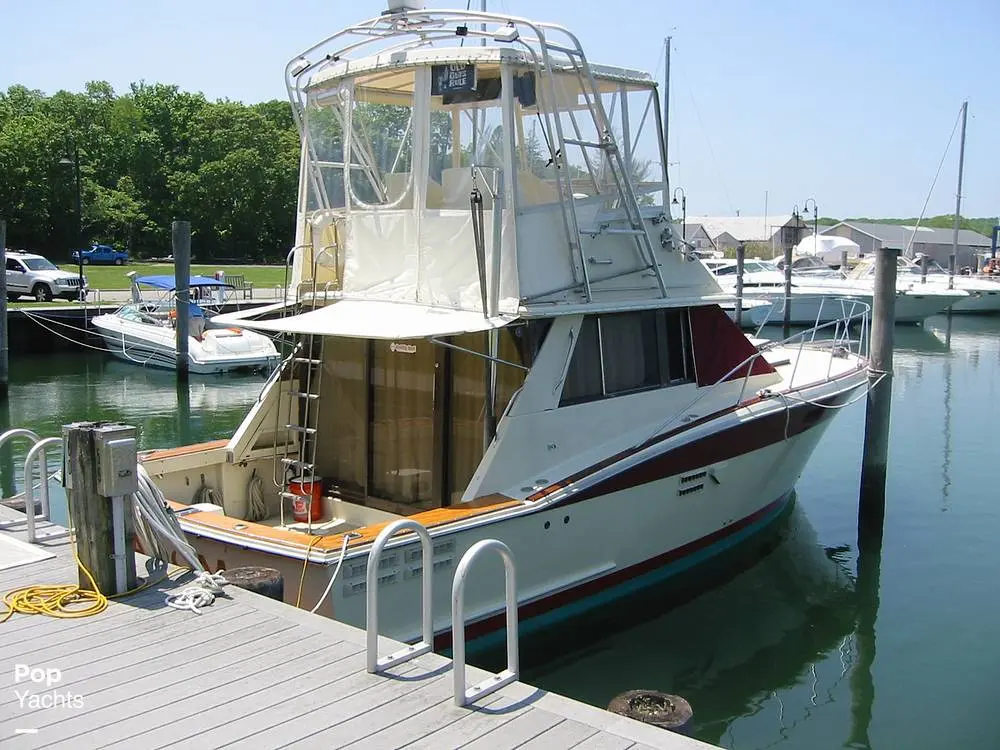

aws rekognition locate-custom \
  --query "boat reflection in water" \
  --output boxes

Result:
[508,502,859,747]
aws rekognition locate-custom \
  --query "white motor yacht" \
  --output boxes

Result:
[850,255,1000,314]
[138,2,871,648]
[90,275,280,374]
[707,259,967,327]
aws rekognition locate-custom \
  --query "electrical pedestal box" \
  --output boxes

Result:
[94,424,138,497]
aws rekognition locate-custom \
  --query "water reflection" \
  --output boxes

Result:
[0,352,267,515]
[515,504,858,747]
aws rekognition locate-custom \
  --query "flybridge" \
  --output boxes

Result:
[281,5,726,319]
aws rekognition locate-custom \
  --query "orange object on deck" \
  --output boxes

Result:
[289,478,323,523]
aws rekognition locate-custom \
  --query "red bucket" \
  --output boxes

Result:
[289,477,323,523]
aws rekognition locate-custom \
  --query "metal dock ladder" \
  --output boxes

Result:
[365,520,519,707]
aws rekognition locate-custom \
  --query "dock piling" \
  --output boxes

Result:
[783,241,793,338]
[63,422,139,595]
[172,221,191,381]
[841,249,849,274]
[858,247,898,545]
[0,220,8,400]
[734,243,745,328]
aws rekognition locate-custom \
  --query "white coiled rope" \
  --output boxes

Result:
[165,572,229,614]
[131,465,230,613]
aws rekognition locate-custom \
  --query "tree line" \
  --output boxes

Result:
[0,82,299,262]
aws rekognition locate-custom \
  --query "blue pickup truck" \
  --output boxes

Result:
[71,244,129,265]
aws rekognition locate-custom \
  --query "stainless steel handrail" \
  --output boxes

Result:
[451,538,518,706]
[366,519,434,674]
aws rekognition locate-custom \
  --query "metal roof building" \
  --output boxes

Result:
[820,221,992,269]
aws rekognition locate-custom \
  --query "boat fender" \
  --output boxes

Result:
[607,690,693,734]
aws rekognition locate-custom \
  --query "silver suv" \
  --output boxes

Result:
[5,251,88,302]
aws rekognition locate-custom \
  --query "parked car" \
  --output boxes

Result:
[71,244,129,265]
[5,251,88,301]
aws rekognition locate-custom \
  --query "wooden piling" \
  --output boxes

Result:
[172,221,191,380]
[920,253,929,284]
[840,249,849,274]
[0,220,8,400]
[63,422,138,594]
[858,247,897,544]
[782,242,793,338]
[734,243,745,328]
[221,567,284,601]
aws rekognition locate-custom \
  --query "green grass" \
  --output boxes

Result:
[56,262,288,290]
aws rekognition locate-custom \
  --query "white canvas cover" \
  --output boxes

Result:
[338,209,520,313]
[214,298,515,339]
[795,234,861,264]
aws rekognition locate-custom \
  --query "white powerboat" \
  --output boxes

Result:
[850,255,1000,314]
[138,2,870,648]
[90,275,280,374]
[707,259,967,326]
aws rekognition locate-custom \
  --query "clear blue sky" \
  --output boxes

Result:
[3,0,997,221]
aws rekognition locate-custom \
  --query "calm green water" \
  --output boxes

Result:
[2,316,998,749]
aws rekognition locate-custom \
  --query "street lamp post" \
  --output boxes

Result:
[671,187,687,242]
[803,197,819,251]
[59,145,84,302]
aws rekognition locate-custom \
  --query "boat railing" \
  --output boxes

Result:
[451,539,519,706]
[638,298,871,450]
[363,520,520,707]
[0,429,70,544]
[366,519,434,674]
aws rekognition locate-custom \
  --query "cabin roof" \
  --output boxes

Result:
[307,46,654,91]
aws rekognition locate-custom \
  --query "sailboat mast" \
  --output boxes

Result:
[949,100,968,284]
[663,36,671,178]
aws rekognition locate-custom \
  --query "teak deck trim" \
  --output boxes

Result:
[169,495,523,556]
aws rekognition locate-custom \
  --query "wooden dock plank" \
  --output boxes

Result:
[335,692,510,750]
[217,664,444,748]
[395,696,527,750]
[184,659,425,748]
[32,623,320,747]
[0,593,241,663]
[518,717,601,748]
[0,517,713,750]
[119,645,375,749]
[0,608,266,714]
[460,709,566,749]
[283,670,463,748]
[572,732,639,750]
[93,638,365,750]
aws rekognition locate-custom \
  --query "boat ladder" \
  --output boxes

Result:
[365,520,519,707]
[541,39,669,300]
[0,428,70,544]
[272,332,325,531]
[271,245,332,531]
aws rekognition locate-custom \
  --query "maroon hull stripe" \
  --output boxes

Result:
[559,388,849,506]
[433,493,791,650]
[527,367,865,505]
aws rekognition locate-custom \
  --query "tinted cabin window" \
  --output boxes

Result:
[600,311,660,394]
[560,309,693,406]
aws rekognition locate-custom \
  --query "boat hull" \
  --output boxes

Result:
[91,315,279,374]
[174,376,860,646]
[745,289,958,326]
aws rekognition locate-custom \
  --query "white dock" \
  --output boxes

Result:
[0,507,713,749]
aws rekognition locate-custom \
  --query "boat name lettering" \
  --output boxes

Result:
[389,342,417,354]
[431,63,476,95]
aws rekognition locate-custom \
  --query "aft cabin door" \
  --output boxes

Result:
[370,340,437,510]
